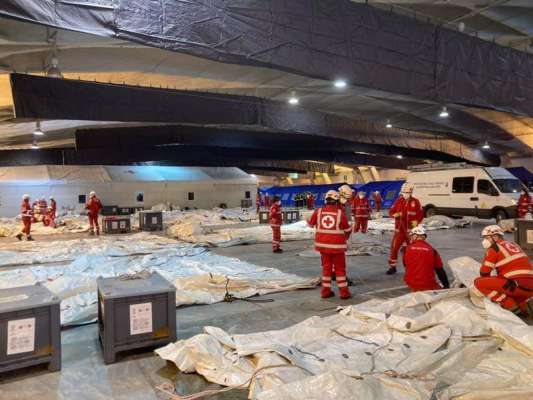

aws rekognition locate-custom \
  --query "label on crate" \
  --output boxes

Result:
[151,217,158,224]
[129,302,153,335]
[528,230,533,244]
[0,294,28,304]
[7,318,35,355]
[111,221,118,229]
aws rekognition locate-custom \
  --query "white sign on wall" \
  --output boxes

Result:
[7,318,35,355]
[129,302,153,335]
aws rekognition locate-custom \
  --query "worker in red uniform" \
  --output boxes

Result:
[372,191,383,212]
[338,184,353,224]
[264,194,271,208]
[256,191,262,214]
[307,190,352,299]
[43,196,57,228]
[269,195,283,253]
[16,194,34,241]
[474,225,533,316]
[402,227,449,292]
[352,191,371,233]
[86,191,103,236]
[387,184,424,275]
[518,188,532,218]
[306,193,315,210]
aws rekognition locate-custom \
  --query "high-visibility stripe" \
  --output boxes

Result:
[488,290,498,299]
[407,211,417,215]
[316,228,345,234]
[494,294,506,302]
[344,227,352,232]
[484,261,495,267]
[315,242,348,249]
[272,241,280,244]
[499,245,511,258]
[504,269,533,278]
[338,282,348,288]
[336,210,341,230]
[322,276,332,281]
[495,253,528,267]
[336,276,346,281]
[482,263,495,269]
[270,224,281,227]
[320,211,338,216]
[322,282,331,288]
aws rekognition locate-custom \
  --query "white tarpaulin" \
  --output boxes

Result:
[298,232,388,257]
[156,256,533,400]
[0,233,317,325]
[368,215,472,234]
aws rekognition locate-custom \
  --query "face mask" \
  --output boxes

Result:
[359,194,364,199]
[482,238,492,249]
[340,197,347,204]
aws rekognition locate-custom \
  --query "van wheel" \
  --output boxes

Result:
[425,207,436,218]
[494,209,508,223]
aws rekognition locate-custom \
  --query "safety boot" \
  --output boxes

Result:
[339,287,352,300]
[386,267,397,275]
[321,288,334,298]
[15,233,22,241]
[26,235,34,241]
[88,230,95,236]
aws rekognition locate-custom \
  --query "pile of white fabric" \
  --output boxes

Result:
[156,256,533,399]
[368,215,471,234]
[0,233,317,325]
[298,232,387,257]
[0,214,90,237]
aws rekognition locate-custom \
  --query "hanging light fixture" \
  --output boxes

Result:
[288,91,299,105]
[386,120,392,128]
[482,141,490,150]
[46,56,63,78]
[33,121,45,136]
[396,154,403,159]
[334,79,347,89]
[31,140,39,150]
[439,106,449,118]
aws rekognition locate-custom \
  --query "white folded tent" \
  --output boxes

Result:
[0,165,257,217]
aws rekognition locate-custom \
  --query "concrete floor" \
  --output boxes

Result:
[0,222,491,399]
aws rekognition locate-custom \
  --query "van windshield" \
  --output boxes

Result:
[493,179,523,193]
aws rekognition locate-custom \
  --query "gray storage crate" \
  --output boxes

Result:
[101,205,118,216]
[139,211,163,231]
[241,199,253,209]
[0,284,61,373]
[283,209,300,224]
[97,271,176,364]
[102,216,131,234]
[515,219,533,258]
[259,210,270,224]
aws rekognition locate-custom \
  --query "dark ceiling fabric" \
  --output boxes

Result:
[10,73,498,165]
[1,0,533,116]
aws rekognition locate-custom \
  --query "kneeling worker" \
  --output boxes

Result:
[402,227,449,292]
[307,190,352,299]
[474,225,533,316]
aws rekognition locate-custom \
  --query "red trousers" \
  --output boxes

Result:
[320,252,350,297]
[354,217,369,233]
[21,218,31,235]
[389,230,407,267]
[375,203,381,212]
[475,276,533,313]
[271,225,281,250]
[409,283,442,292]
[88,213,100,230]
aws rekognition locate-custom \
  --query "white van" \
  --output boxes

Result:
[406,164,523,221]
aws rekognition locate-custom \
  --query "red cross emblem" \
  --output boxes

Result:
[321,215,335,229]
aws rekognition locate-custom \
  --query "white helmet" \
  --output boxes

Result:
[325,190,340,201]
[22,194,29,200]
[49,196,54,200]
[481,225,504,237]
[338,184,353,199]
[400,184,414,195]
[410,226,426,236]
[89,191,96,197]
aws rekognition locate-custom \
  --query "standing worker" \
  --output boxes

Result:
[306,193,315,210]
[256,191,262,214]
[307,190,352,299]
[86,191,103,236]
[518,188,532,218]
[338,184,354,224]
[387,184,423,275]
[372,191,383,212]
[353,191,371,233]
[474,225,533,316]
[43,196,57,228]
[16,194,34,241]
[402,227,449,292]
[269,195,283,253]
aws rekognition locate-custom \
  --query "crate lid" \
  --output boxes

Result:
[97,271,175,299]
[103,215,131,221]
[138,210,162,215]
[0,284,59,314]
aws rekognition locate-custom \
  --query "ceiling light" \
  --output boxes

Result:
[31,141,39,150]
[482,141,490,150]
[46,56,63,78]
[33,121,45,136]
[334,80,347,88]
[288,91,299,105]
[439,106,449,118]
[386,120,392,128]
[396,155,403,159]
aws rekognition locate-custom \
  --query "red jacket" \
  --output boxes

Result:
[86,197,102,216]
[307,205,351,254]
[306,195,315,210]
[372,192,382,208]
[269,203,282,226]
[389,196,423,232]
[21,200,32,220]
[256,194,262,207]
[518,194,531,218]
[480,240,533,279]
[352,197,371,219]
[264,195,271,208]
[403,239,443,291]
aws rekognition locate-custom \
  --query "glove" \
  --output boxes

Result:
[411,221,418,228]
[393,212,401,218]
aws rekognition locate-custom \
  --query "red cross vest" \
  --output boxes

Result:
[308,205,351,254]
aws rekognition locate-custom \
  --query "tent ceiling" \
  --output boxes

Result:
[0,2,532,168]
